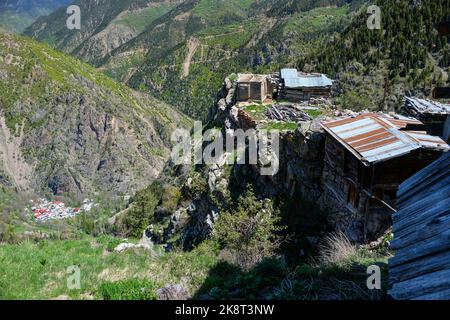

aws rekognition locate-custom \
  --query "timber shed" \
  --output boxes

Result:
[389,152,450,300]
[279,68,333,102]
[236,74,273,102]
[404,97,450,138]
[320,113,449,241]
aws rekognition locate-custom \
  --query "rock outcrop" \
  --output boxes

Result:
[157,283,189,300]
[141,76,331,250]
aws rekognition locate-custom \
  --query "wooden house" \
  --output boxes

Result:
[404,97,450,138]
[279,68,333,102]
[320,113,449,242]
[236,74,273,102]
[389,152,450,300]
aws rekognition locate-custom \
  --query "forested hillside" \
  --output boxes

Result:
[301,0,450,111]
[23,1,449,118]
[25,0,363,119]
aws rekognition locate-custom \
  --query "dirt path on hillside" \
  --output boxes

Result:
[0,115,32,191]
[182,37,200,78]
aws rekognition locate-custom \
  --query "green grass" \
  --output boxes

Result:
[192,0,256,23]
[195,21,261,50]
[97,279,158,300]
[113,4,176,33]
[284,5,350,35]
[305,109,323,118]
[262,122,298,131]
[195,247,391,300]
[0,237,218,300]
[241,104,270,120]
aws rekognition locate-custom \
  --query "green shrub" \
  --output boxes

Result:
[97,279,158,300]
[188,171,208,197]
[214,186,285,270]
[0,223,18,244]
[118,181,164,237]
[97,235,123,252]
[161,185,182,212]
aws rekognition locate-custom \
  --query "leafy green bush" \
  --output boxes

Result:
[97,279,158,300]
[188,171,208,197]
[97,235,123,252]
[0,223,18,244]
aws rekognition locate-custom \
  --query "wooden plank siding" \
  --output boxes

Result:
[389,152,450,300]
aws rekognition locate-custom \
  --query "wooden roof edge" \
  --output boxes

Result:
[398,152,450,198]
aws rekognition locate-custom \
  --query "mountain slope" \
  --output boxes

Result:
[24,0,360,119]
[104,0,356,118]
[0,0,70,33]
[300,0,450,111]
[23,0,184,65]
[0,30,191,196]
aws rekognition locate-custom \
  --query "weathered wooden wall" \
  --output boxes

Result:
[389,152,450,300]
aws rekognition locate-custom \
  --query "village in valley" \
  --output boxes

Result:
[28,198,97,222]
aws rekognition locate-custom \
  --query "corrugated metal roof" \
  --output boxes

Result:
[405,97,450,115]
[280,68,298,79]
[280,68,333,88]
[381,113,423,129]
[404,131,450,151]
[321,113,450,165]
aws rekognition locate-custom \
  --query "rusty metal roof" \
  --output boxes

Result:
[404,131,450,150]
[321,113,450,165]
[381,113,423,129]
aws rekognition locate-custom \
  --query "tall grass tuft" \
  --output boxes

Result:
[316,231,357,267]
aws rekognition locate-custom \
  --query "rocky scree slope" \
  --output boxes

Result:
[0,31,191,196]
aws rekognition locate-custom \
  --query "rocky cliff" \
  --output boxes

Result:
[122,75,336,251]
